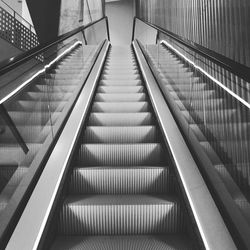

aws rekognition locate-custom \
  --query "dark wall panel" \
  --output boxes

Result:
[137,0,250,67]
[26,0,61,43]
[26,0,104,44]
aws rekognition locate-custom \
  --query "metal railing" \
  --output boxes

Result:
[0,0,35,32]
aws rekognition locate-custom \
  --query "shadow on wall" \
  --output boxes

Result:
[106,0,135,45]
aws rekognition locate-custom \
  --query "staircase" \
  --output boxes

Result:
[50,46,198,249]
[0,45,96,214]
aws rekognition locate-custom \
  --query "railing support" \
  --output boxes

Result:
[105,16,110,42]
[0,104,29,154]
[131,17,136,42]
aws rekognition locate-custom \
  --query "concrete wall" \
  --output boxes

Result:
[106,0,135,45]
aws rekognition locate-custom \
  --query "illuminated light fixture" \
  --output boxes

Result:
[160,40,250,110]
[0,41,82,105]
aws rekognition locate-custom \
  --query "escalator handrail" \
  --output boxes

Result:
[132,17,250,85]
[0,16,110,76]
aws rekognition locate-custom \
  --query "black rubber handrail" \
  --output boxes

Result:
[132,17,250,83]
[0,16,110,76]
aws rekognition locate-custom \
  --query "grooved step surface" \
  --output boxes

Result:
[97,86,144,93]
[69,167,173,194]
[95,93,146,102]
[83,126,158,143]
[99,79,142,86]
[51,235,193,250]
[77,143,164,166]
[91,102,149,113]
[58,194,184,235]
[88,113,154,126]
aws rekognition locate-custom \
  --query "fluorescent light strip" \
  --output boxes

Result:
[0,41,82,105]
[160,40,250,110]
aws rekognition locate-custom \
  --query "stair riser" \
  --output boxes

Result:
[95,94,146,102]
[88,113,154,126]
[69,168,174,194]
[91,103,149,113]
[58,202,184,235]
[83,127,158,143]
[77,144,164,166]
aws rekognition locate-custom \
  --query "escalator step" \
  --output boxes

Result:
[50,234,193,250]
[101,75,140,81]
[32,85,76,93]
[77,143,164,166]
[7,100,66,112]
[57,194,184,235]
[0,111,60,125]
[103,69,139,75]
[0,143,41,166]
[83,126,157,143]
[95,93,146,102]
[97,86,144,93]
[99,79,142,86]
[88,113,154,126]
[91,102,149,113]
[0,125,51,143]
[69,166,173,194]
[21,92,71,101]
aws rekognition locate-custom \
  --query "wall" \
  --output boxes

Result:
[26,0,103,43]
[137,0,250,67]
[59,0,103,35]
[106,0,135,45]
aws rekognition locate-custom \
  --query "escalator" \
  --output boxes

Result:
[43,45,199,249]
[0,44,95,214]
[144,43,250,228]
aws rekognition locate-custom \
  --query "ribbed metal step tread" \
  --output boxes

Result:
[0,125,51,143]
[88,113,154,126]
[0,143,41,165]
[83,126,158,143]
[0,166,28,187]
[77,143,164,166]
[95,93,146,102]
[103,69,139,75]
[102,75,140,81]
[32,85,76,92]
[0,111,60,125]
[7,100,66,112]
[22,92,71,101]
[91,102,149,113]
[69,166,173,194]
[97,86,144,93]
[99,79,142,86]
[58,194,183,235]
[51,235,192,250]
